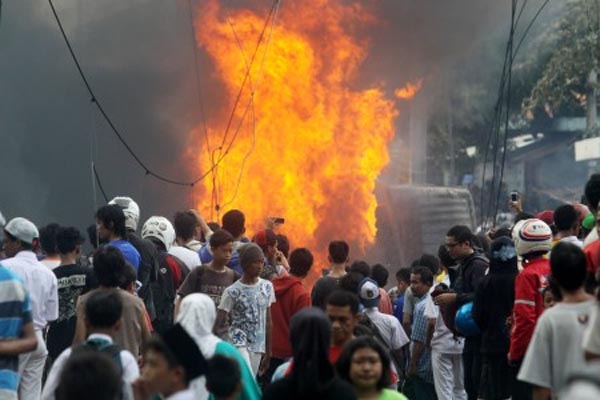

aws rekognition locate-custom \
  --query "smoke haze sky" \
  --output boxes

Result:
[0,0,552,231]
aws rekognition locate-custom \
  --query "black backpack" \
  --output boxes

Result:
[151,252,190,335]
[71,337,123,376]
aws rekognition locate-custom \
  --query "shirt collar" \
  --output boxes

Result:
[87,333,114,343]
[15,250,38,261]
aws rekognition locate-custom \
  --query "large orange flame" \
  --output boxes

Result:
[395,79,423,100]
[192,0,399,269]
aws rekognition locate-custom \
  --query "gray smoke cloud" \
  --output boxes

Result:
[0,0,551,233]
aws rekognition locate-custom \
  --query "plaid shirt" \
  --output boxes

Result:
[410,295,434,383]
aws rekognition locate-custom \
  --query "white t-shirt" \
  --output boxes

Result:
[363,307,410,350]
[584,229,598,248]
[518,299,596,392]
[168,246,201,271]
[559,236,583,248]
[424,276,464,354]
[583,304,600,356]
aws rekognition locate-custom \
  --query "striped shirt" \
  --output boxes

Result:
[410,295,434,383]
[0,263,33,399]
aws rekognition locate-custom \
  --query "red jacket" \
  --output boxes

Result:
[271,275,311,359]
[508,257,550,361]
[584,239,600,275]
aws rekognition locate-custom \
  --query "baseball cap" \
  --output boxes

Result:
[358,278,381,308]
[252,229,277,248]
[4,217,39,245]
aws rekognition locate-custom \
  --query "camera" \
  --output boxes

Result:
[510,191,519,202]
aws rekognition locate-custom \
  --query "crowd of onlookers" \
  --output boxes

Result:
[4,174,600,399]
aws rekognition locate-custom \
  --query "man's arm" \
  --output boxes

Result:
[407,340,424,377]
[214,309,229,335]
[174,295,183,322]
[509,273,538,361]
[72,298,86,345]
[532,386,551,400]
[259,306,272,375]
[0,321,37,355]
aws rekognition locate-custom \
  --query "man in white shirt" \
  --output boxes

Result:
[358,278,409,383]
[424,274,467,400]
[42,290,139,400]
[2,217,58,400]
[169,211,202,271]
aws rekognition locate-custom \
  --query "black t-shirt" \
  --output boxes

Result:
[263,376,357,400]
[47,264,94,358]
[311,276,341,309]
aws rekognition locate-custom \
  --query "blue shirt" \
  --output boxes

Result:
[108,240,141,274]
[393,293,405,323]
[0,264,33,397]
[410,295,434,383]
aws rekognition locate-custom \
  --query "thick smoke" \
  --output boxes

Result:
[0,0,547,232]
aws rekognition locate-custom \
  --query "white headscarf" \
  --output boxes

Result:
[175,294,222,400]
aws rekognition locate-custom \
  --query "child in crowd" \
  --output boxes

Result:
[215,243,275,376]
[206,355,242,400]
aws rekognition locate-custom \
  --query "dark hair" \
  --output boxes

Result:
[418,254,439,276]
[3,231,34,251]
[221,210,245,238]
[87,224,99,249]
[348,260,370,278]
[95,205,127,239]
[144,337,189,382]
[437,245,454,269]
[93,246,126,287]
[328,240,350,264]
[370,264,389,288]
[209,230,234,248]
[395,268,411,284]
[118,263,137,291]
[56,351,121,400]
[85,289,123,328]
[550,242,587,292]
[276,234,290,258]
[335,336,391,391]
[206,355,241,398]
[585,173,600,212]
[411,266,434,286]
[339,272,364,294]
[554,204,578,231]
[56,227,85,254]
[514,212,535,224]
[446,225,473,246]
[326,290,359,314]
[289,248,313,277]
[491,227,513,240]
[40,223,60,255]
[544,276,563,302]
[173,211,197,241]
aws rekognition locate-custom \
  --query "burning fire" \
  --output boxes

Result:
[395,79,423,100]
[192,0,400,267]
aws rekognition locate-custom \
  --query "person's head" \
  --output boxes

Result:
[206,355,242,400]
[554,204,579,235]
[87,224,101,249]
[39,223,60,256]
[108,196,140,232]
[489,236,518,273]
[221,210,245,239]
[119,263,137,294]
[585,173,600,213]
[358,278,381,309]
[3,217,39,257]
[542,285,556,309]
[325,290,359,346]
[288,308,335,393]
[209,230,234,266]
[336,336,391,393]
[328,240,350,265]
[437,245,455,270]
[410,266,434,297]
[56,227,85,257]
[446,225,475,261]
[93,246,127,287]
[56,351,121,400]
[276,234,290,259]
[550,242,587,293]
[370,264,389,288]
[173,211,197,242]
[95,205,127,241]
[238,243,264,278]
[141,325,207,396]
[339,272,365,294]
[142,216,176,252]
[348,260,370,279]
[418,253,440,276]
[252,229,277,259]
[289,248,313,278]
[512,219,553,259]
[395,268,411,293]
[176,293,216,340]
[84,289,123,335]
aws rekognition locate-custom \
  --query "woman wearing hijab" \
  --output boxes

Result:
[175,293,261,400]
[472,236,519,400]
[263,307,357,400]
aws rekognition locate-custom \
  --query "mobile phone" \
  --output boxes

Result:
[273,217,285,224]
[510,191,519,202]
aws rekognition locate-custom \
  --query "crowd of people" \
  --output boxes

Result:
[4,174,600,399]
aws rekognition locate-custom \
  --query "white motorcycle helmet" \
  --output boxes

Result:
[109,196,140,232]
[513,218,553,256]
[141,216,175,251]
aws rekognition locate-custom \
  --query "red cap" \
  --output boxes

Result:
[252,229,277,250]
[535,210,554,226]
